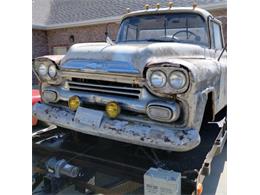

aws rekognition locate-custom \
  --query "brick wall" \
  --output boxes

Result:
[33,8,227,57]
[32,30,49,58]
[33,8,226,85]
[45,9,226,55]
[47,23,119,55]
[32,30,50,85]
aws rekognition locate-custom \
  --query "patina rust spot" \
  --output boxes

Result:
[164,136,171,142]
[45,109,49,114]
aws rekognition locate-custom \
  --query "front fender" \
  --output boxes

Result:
[145,58,221,130]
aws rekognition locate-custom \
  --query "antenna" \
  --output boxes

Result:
[105,24,114,45]
[105,24,109,38]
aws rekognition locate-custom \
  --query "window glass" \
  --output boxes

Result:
[117,13,209,47]
[126,24,137,41]
[211,22,223,49]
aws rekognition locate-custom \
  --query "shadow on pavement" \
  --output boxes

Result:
[203,143,227,195]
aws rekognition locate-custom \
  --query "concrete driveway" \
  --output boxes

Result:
[203,144,227,195]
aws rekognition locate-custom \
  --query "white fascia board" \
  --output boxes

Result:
[32,3,226,30]
[33,16,121,30]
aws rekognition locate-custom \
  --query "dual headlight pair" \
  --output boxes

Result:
[150,70,186,89]
[38,63,57,79]
[33,58,58,82]
[147,67,189,94]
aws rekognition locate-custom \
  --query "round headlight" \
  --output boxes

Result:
[38,64,48,76]
[150,71,166,88]
[169,71,187,90]
[48,65,57,78]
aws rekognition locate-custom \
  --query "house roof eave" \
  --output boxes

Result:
[32,3,226,30]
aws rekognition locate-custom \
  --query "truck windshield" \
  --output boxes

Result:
[117,13,209,47]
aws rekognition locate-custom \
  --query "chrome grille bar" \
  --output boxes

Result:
[67,79,142,99]
[68,81,141,92]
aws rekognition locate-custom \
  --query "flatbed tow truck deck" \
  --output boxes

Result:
[32,118,226,195]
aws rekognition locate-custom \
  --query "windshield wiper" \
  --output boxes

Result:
[144,38,177,42]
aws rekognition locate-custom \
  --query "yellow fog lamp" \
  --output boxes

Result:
[106,102,121,119]
[68,96,81,111]
[156,3,160,9]
[168,2,174,9]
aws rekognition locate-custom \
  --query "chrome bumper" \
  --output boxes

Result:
[32,103,200,152]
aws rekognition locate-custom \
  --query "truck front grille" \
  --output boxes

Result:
[67,78,142,99]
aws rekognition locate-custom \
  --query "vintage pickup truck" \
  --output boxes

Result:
[32,6,226,152]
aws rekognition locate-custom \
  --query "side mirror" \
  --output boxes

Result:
[217,44,227,61]
[105,24,114,45]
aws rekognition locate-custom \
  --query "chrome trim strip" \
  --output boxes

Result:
[47,86,153,113]
[68,81,141,91]
[61,59,140,75]
[69,85,140,98]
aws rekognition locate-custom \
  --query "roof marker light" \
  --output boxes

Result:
[144,4,149,10]
[193,3,197,9]
[168,2,174,9]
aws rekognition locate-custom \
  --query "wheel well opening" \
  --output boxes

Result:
[205,92,214,121]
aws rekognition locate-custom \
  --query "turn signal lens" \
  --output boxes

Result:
[106,102,121,118]
[68,96,81,111]
[197,183,203,195]
[42,90,57,103]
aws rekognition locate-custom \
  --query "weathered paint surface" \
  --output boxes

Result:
[58,42,226,130]
[35,55,65,65]
[33,103,200,152]
[61,42,206,75]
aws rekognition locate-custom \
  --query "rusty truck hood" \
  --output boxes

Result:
[60,42,206,76]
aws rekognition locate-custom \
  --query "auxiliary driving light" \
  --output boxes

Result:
[106,102,121,119]
[68,96,81,111]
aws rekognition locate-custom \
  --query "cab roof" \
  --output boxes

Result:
[122,7,213,21]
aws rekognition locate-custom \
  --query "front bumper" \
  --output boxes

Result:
[32,103,200,152]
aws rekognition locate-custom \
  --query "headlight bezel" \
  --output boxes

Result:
[146,65,189,95]
[33,58,60,83]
